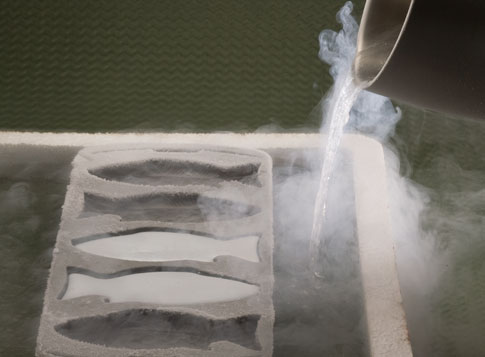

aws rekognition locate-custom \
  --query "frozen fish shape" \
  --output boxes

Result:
[74,232,259,262]
[62,272,259,305]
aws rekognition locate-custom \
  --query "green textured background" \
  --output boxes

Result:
[1,0,363,132]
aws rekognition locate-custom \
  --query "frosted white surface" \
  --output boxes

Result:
[6,132,411,354]
[75,232,259,262]
[62,272,259,305]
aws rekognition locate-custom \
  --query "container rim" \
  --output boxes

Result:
[353,0,415,87]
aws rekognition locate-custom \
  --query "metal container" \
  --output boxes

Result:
[353,0,485,120]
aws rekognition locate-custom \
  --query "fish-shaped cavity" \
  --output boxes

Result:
[80,192,260,222]
[89,159,261,187]
[55,309,261,350]
[61,271,259,305]
[74,231,260,262]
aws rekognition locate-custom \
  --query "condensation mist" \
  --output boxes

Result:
[273,1,485,356]
[1,2,484,356]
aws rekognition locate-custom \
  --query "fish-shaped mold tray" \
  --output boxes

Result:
[36,144,274,357]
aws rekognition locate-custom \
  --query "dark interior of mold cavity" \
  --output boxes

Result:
[55,309,261,350]
[269,148,369,357]
[80,192,260,222]
[89,160,261,186]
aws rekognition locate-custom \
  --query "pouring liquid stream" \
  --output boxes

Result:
[310,70,363,277]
